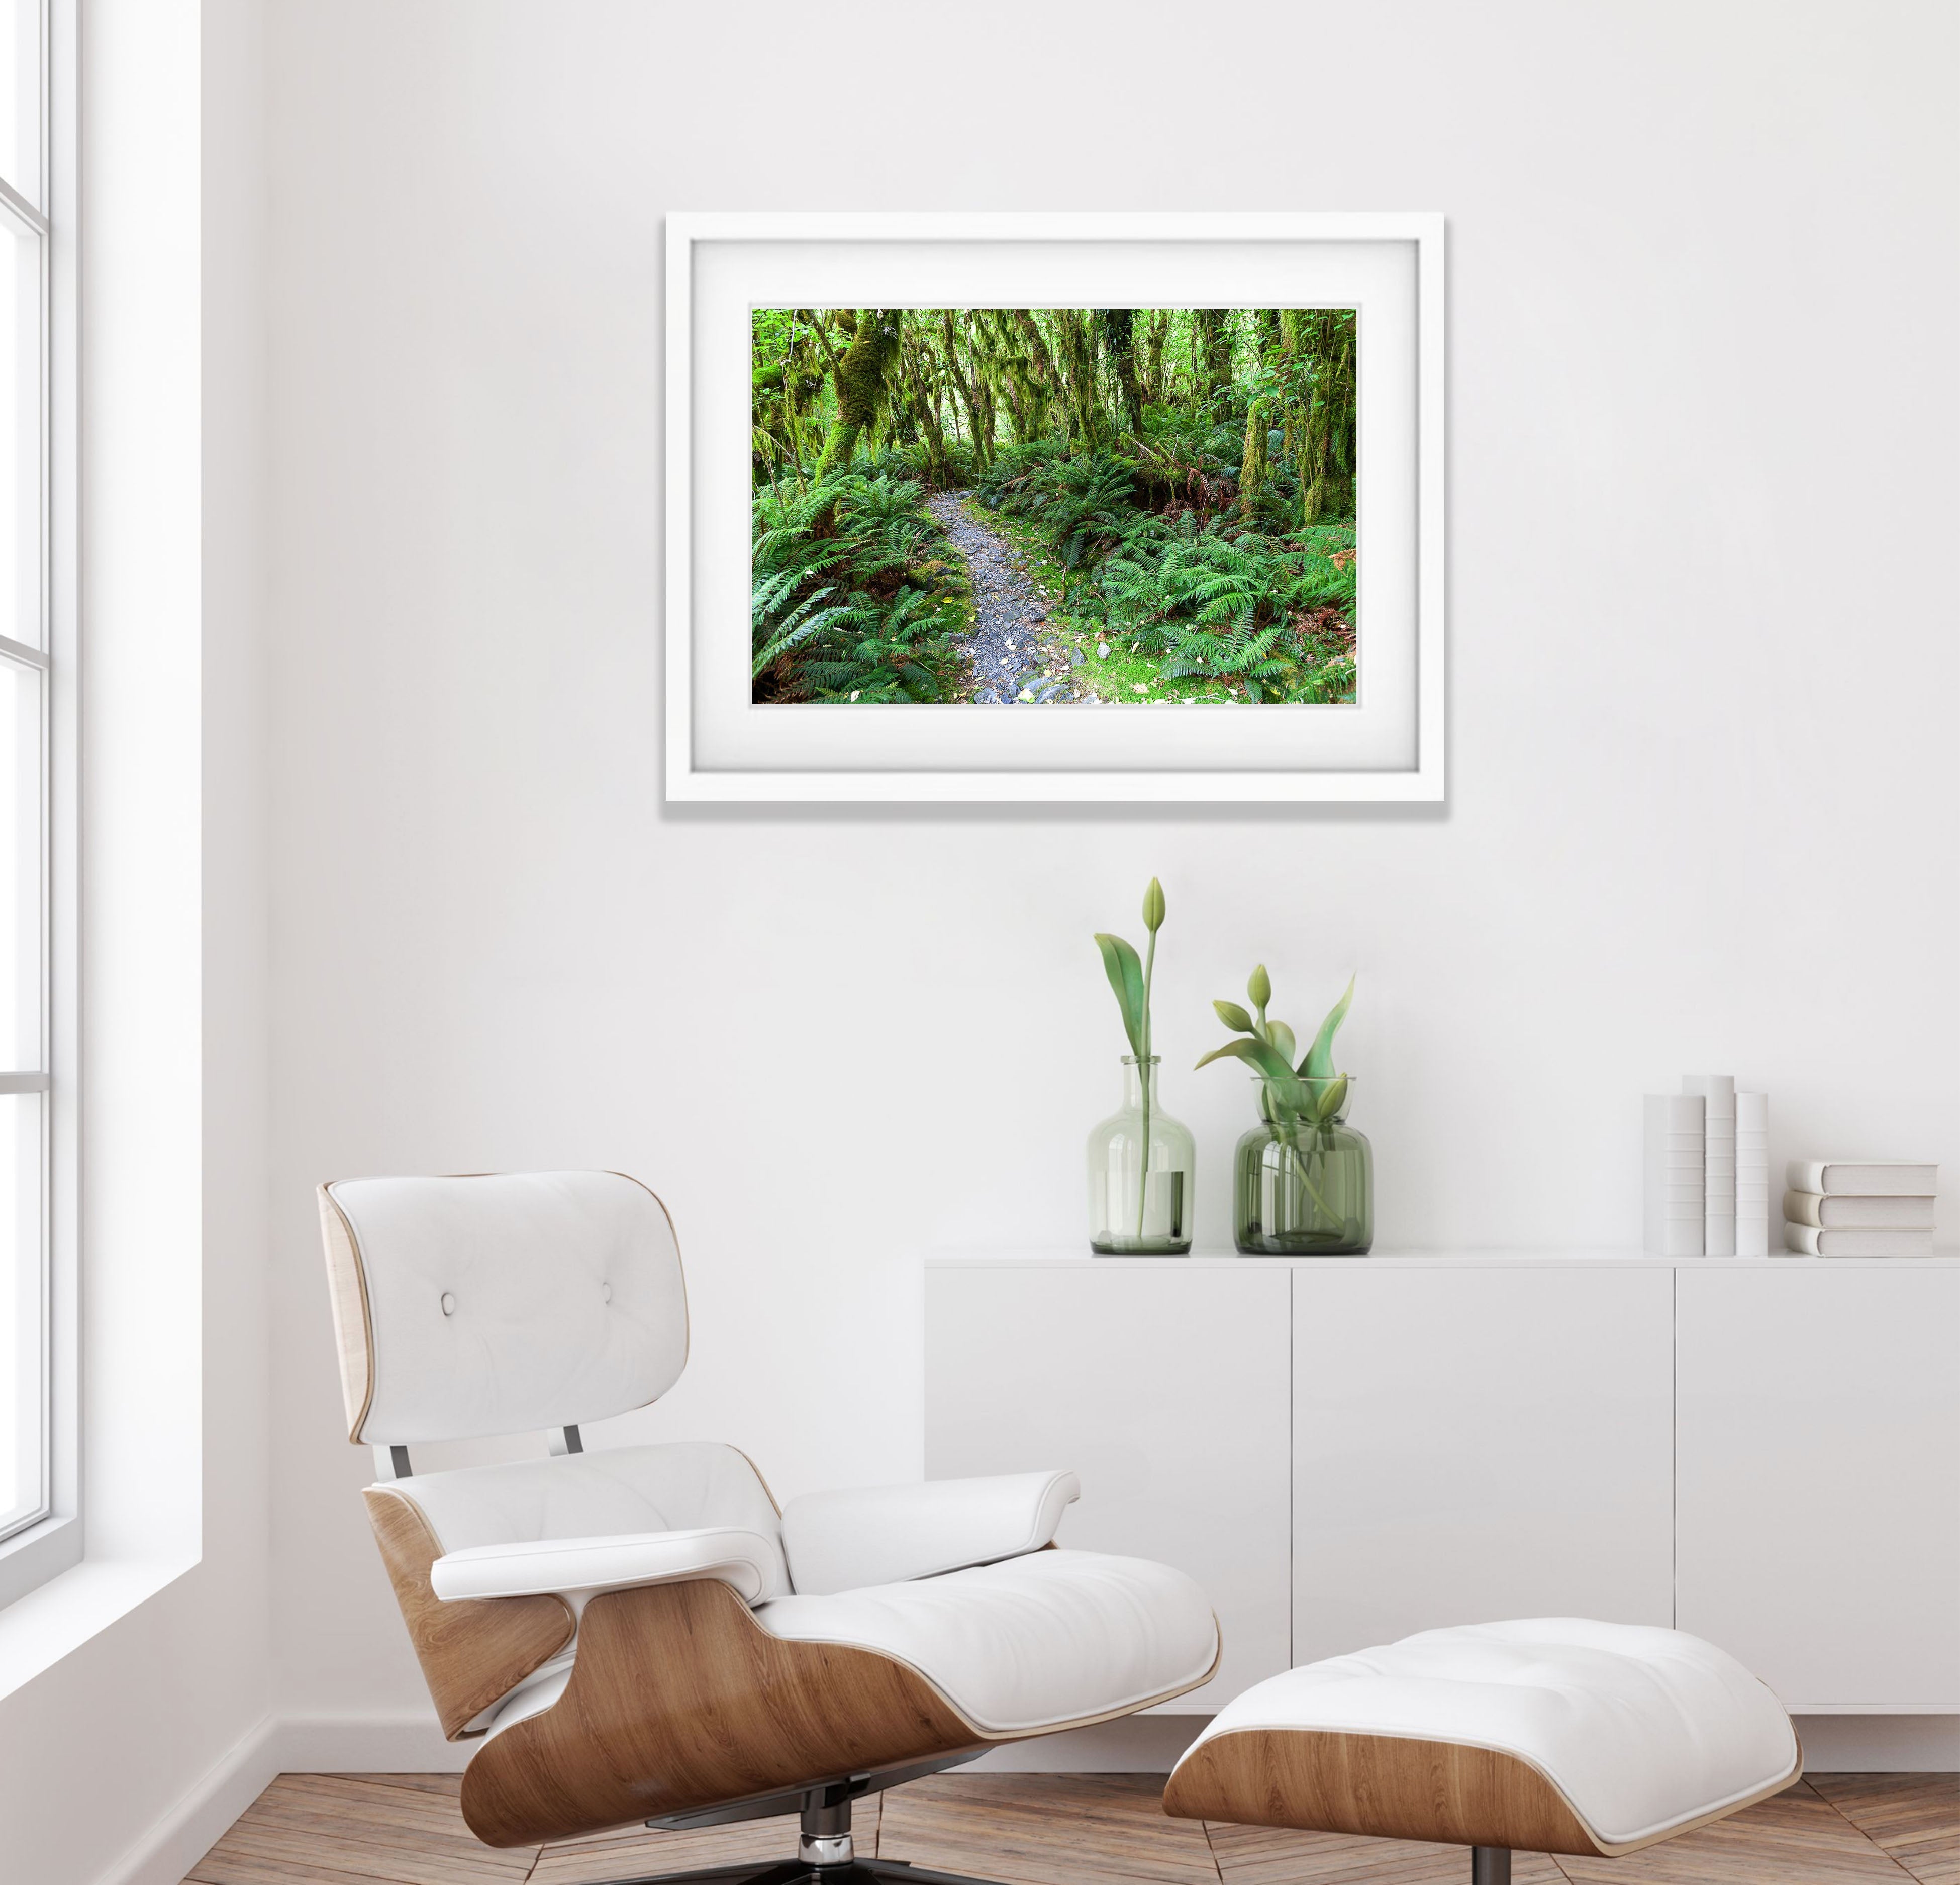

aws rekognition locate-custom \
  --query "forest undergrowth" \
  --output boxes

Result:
[751,309,1358,706]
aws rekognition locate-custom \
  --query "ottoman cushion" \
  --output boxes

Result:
[1163,1618,1801,1857]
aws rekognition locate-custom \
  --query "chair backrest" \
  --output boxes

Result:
[319,1170,689,1445]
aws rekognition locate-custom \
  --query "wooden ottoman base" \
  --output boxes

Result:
[1161,1620,1804,1880]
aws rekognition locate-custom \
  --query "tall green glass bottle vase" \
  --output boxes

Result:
[1087,1056,1195,1255]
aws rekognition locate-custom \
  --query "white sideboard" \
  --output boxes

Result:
[923,1254,1960,1716]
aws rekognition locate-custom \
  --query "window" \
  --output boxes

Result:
[0,0,57,1561]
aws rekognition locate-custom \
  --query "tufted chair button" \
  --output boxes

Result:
[602,1282,613,1304]
[440,1291,456,1316]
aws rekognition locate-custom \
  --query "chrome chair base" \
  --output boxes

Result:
[595,1760,1006,1885]
[594,1863,1005,1884]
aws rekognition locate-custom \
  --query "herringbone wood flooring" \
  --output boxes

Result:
[182,1772,1960,1885]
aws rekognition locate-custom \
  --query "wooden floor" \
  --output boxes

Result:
[182,1771,1960,1885]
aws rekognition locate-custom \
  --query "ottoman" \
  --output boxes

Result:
[1163,1619,1801,1884]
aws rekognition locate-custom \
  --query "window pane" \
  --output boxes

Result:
[0,221,37,651]
[0,654,36,1074]
[0,1,39,208]
[0,1089,44,1534]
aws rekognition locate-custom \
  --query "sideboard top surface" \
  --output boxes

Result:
[925,1248,1960,1269]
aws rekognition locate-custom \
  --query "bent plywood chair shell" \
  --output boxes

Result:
[460,1579,993,1846]
[1162,1724,1805,1859]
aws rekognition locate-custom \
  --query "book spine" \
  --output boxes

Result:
[1786,1158,1827,1194]
[1735,1091,1769,1256]
[1645,1093,1705,1257]
[1688,1075,1737,1257]
[1787,1223,1937,1257]
[1783,1189,1826,1229]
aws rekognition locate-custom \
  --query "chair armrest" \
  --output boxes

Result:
[780,1470,1081,1596]
[430,1526,781,1605]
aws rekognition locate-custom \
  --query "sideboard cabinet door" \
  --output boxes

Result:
[925,1262,1292,1709]
[1293,1264,1676,1665]
[1676,1264,1960,1709]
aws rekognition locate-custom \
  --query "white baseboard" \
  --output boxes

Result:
[1793,1713,1960,1771]
[92,1714,279,1885]
[966,1713,1207,1772]
[273,1709,469,1774]
[88,1704,1960,1885]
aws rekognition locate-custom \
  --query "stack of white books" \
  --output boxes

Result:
[1783,1161,1938,1257]
[1736,1091,1770,1257]
[1642,1093,1704,1257]
[1645,1077,1770,1257]
[1687,1076,1736,1255]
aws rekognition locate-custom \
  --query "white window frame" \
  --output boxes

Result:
[0,0,77,1608]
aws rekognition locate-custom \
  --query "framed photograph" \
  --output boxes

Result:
[665,213,1444,802]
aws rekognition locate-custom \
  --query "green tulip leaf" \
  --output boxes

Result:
[1302,974,1356,1080]
[1196,1034,1296,1082]
[1093,932,1147,1060]
[1244,1038,1299,1082]
[1213,999,1255,1033]
[1267,1021,1297,1067]
[1142,877,1166,933]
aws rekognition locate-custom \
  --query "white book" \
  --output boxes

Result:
[1787,1159,1938,1197]
[1784,1222,1934,1258]
[1735,1092,1769,1256]
[1686,1077,1736,1256]
[1645,1094,1704,1256]
[1784,1191,1935,1230]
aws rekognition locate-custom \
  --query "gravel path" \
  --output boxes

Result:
[926,490,1093,705]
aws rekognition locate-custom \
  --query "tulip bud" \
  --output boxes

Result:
[1248,963,1271,1010]
[1141,877,1166,932]
[1214,1000,1255,1033]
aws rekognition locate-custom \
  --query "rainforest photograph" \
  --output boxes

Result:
[751,308,1358,707]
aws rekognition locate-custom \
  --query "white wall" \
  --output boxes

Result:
[258,0,1959,1756]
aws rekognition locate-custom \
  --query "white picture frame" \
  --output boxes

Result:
[665,212,1445,803]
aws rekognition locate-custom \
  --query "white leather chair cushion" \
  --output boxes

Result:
[329,1171,687,1444]
[391,1441,791,1599]
[780,1471,1081,1596]
[433,1526,784,1605]
[1174,1618,1800,1851]
[754,1547,1218,1735]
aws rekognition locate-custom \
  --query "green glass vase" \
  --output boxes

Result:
[1087,1056,1195,1255]
[1234,1076,1373,1255]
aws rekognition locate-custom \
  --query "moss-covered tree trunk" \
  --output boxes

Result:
[1290,310,1357,527]
[940,312,992,471]
[1009,309,1064,441]
[1239,396,1274,519]
[1049,309,1106,452]
[815,308,902,483]
[904,334,949,488]
[1101,309,1144,438]
[1195,309,1234,403]
[1140,311,1169,406]
[971,311,1035,443]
